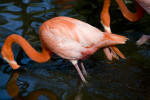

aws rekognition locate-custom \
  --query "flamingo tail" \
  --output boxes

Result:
[103,33,128,60]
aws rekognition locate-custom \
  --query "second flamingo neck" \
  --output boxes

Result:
[116,0,144,22]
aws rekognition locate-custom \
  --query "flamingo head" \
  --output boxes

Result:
[1,44,20,69]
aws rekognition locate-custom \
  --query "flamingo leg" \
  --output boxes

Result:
[104,46,125,60]
[103,48,112,60]
[70,60,87,83]
[111,46,125,59]
[110,47,119,60]
[79,61,87,77]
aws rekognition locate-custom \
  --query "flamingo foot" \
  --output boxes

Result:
[136,35,150,45]
[103,48,112,60]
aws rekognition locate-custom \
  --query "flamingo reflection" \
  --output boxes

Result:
[6,71,57,100]
[55,0,75,9]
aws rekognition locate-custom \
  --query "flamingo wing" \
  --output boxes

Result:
[40,16,104,47]
[39,16,105,59]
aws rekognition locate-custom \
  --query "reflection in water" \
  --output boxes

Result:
[6,71,57,100]
[5,68,85,100]
[55,0,75,9]
[6,72,20,98]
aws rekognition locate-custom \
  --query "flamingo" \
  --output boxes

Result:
[101,0,148,32]
[1,16,128,83]
[100,0,150,60]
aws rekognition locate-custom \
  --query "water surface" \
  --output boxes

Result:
[0,0,150,100]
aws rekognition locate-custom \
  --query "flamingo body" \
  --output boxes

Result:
[39,17,103,60]
[1,16,127,82]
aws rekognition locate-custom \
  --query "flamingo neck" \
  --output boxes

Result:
[115,0,144,22]
[101,0,112,33]
[1,34,51,69]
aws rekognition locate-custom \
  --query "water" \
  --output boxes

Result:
[0,0,150,100]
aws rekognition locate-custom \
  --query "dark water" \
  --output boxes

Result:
[0,0,150,100]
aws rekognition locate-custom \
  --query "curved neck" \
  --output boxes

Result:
[1,34,52,69]
[115,0,144,22]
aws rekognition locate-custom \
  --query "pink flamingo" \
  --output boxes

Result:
[1,16,127,83]
[100,0,150,60]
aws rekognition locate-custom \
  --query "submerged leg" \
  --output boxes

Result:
[70,60,87,83]
[79,61,87,77]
